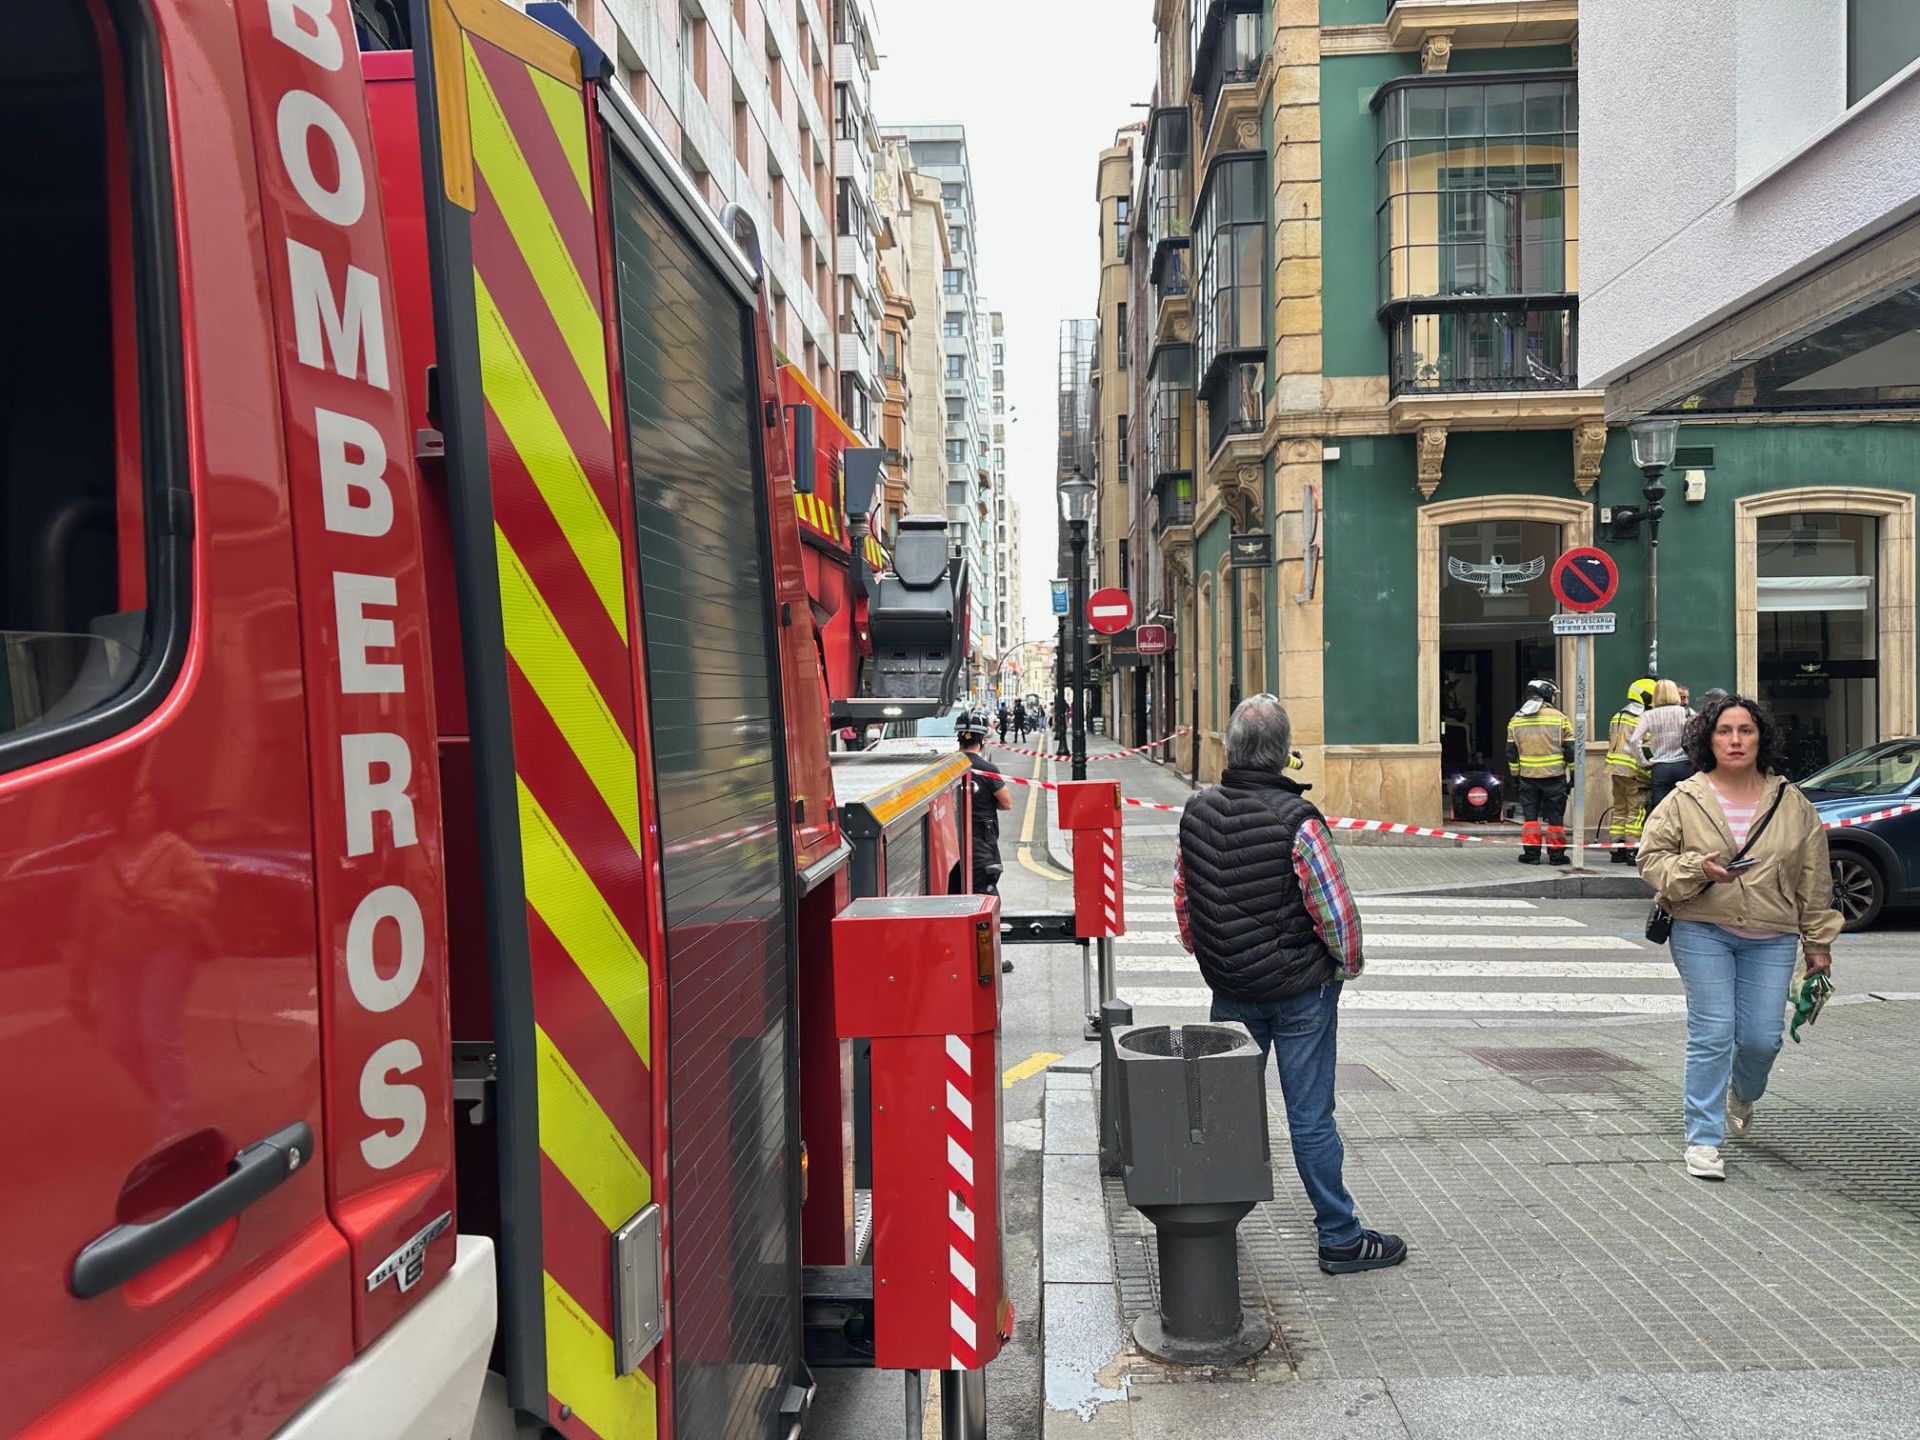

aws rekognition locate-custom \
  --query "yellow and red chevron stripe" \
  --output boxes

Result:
[446,11,657,1437]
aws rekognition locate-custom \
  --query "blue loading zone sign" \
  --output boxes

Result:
[1051,579,1069,615]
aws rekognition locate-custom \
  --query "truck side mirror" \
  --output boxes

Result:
[787,404,816,495]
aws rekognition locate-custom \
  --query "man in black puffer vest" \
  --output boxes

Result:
[1175,695,1408,1276]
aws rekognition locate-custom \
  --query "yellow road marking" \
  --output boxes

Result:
[496,525,640,849]
[519,777,650,1062]
[466,36,611,428]
[1002,1052,1062,1089]
[545,1271,657,1440]
[1017,747,1070,881]
[535,1023,650,1227]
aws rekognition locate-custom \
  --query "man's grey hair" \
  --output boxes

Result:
[1225,694,1293,773]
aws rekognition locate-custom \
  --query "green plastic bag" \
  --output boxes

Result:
[1789,971,1833,1043]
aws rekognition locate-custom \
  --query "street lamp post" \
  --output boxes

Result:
[1628,418,1680,679]
[1060,470,1096,781]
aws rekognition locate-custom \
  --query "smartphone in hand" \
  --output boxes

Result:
[1726,856,1759,873]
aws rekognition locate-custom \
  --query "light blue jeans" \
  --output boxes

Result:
[1668,920,1800,1147]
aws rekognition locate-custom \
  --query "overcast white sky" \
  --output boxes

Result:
[870,1,1155,643]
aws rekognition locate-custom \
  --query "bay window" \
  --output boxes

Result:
[1374,72,1579,394]
[1194,153,1266,455]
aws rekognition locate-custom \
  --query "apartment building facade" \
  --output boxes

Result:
[566,0,843,395]
[886,125,1000,694]
[1580,0,1920,779]
[1091,135,1142,742]
[1124,0,1920,824]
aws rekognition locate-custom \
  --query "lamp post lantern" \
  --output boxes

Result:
[1628,417,1680,678]
[1060,469,1096,781]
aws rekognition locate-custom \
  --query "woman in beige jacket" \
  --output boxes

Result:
[1637,695,1840,1182]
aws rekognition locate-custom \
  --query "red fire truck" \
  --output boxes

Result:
[0,1,1003,1436]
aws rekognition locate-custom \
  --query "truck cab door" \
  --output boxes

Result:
[1,1,362,1433]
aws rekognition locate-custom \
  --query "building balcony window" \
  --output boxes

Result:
[1193,153,1266,442]
[1373,73,1578,308]
[1149,344,1195,483]
[1204,358,1265,456]
[1144,106,1190,295]
[1193,0,1264,133]
[1154,471,1197,537]
[1387,298,1575,396]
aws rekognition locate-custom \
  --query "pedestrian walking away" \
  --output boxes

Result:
[1606,677,1656,862]
[1636,694,1840,1182]
[1172,695,1407,1276]
[1633,678,1695,816]
[1507,678,1575,865]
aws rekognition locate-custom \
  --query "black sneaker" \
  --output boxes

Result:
[1318,1229,1409,1275]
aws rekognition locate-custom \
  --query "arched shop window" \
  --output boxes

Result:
[1756,512,1878,775]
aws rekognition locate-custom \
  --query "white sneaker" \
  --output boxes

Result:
[1686,1144,1726,1180]
[1727,1090,1754,1138]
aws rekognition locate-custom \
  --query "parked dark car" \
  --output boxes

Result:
[1800,739,1920,930]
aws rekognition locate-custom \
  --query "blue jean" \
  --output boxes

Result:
[1669,920,1799,1147]
[1209,982,1361,1248]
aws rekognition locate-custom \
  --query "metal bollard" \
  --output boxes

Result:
[1097,997,1134,1178]
[1111,1022,1273,1366]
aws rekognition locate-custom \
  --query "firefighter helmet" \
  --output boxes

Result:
[1525,679,1559,705]
[1628,677,1656,707]
[955,709,991,744]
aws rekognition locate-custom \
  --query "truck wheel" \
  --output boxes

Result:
[1830,849,1885,932]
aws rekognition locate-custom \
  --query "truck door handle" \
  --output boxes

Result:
[69,1122,313,1299]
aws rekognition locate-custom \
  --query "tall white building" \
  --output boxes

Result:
[829,0,883,439]
[883,124,997,692]
[563,0,844,397]
[989,311,1021,668]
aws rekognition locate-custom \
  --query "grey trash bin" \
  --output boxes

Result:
[1111,1021,1272,1366]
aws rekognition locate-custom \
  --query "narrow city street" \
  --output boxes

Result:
[966,751,1920,1440]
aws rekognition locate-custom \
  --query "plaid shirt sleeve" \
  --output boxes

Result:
[1173,848,1194,953]
[1292,819,1363,976]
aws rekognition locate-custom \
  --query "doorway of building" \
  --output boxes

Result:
[1756,512,1880,776]
[1439,518,1562,816]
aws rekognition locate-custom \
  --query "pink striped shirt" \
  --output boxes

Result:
[1711,783,1782,939]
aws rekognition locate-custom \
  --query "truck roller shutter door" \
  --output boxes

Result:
[610,163,804,1440]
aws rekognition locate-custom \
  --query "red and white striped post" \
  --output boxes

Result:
[830,894,1009,1410]
[1057,780,1126,1036]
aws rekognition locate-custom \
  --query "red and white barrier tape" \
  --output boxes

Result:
[997,772,1920,849]
[991,726,1192,763]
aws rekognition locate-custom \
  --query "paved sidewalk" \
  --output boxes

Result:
[1025,751,1646,899]
[1042,995,1920,1438]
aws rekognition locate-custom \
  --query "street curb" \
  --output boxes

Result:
[1360,871,1654,901]
[1040,1067,1132,1434]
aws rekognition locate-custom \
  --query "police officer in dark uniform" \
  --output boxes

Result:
[956,710,1014,972]
[956,709,1011,894]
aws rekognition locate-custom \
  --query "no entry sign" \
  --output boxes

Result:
[1550,546,1619,613]
[1088,587,1134,635]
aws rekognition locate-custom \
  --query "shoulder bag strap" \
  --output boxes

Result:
[1676,781,1792,907]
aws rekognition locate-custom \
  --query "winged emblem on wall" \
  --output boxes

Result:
[1447,553,1546,597]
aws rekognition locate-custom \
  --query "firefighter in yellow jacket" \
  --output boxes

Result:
[1605,678,1656,864]
[1507,678,1576,866]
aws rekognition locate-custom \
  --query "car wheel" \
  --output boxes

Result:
[1830,849,1885,932]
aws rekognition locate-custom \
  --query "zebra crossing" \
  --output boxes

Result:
[1110,893,1685,1019]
